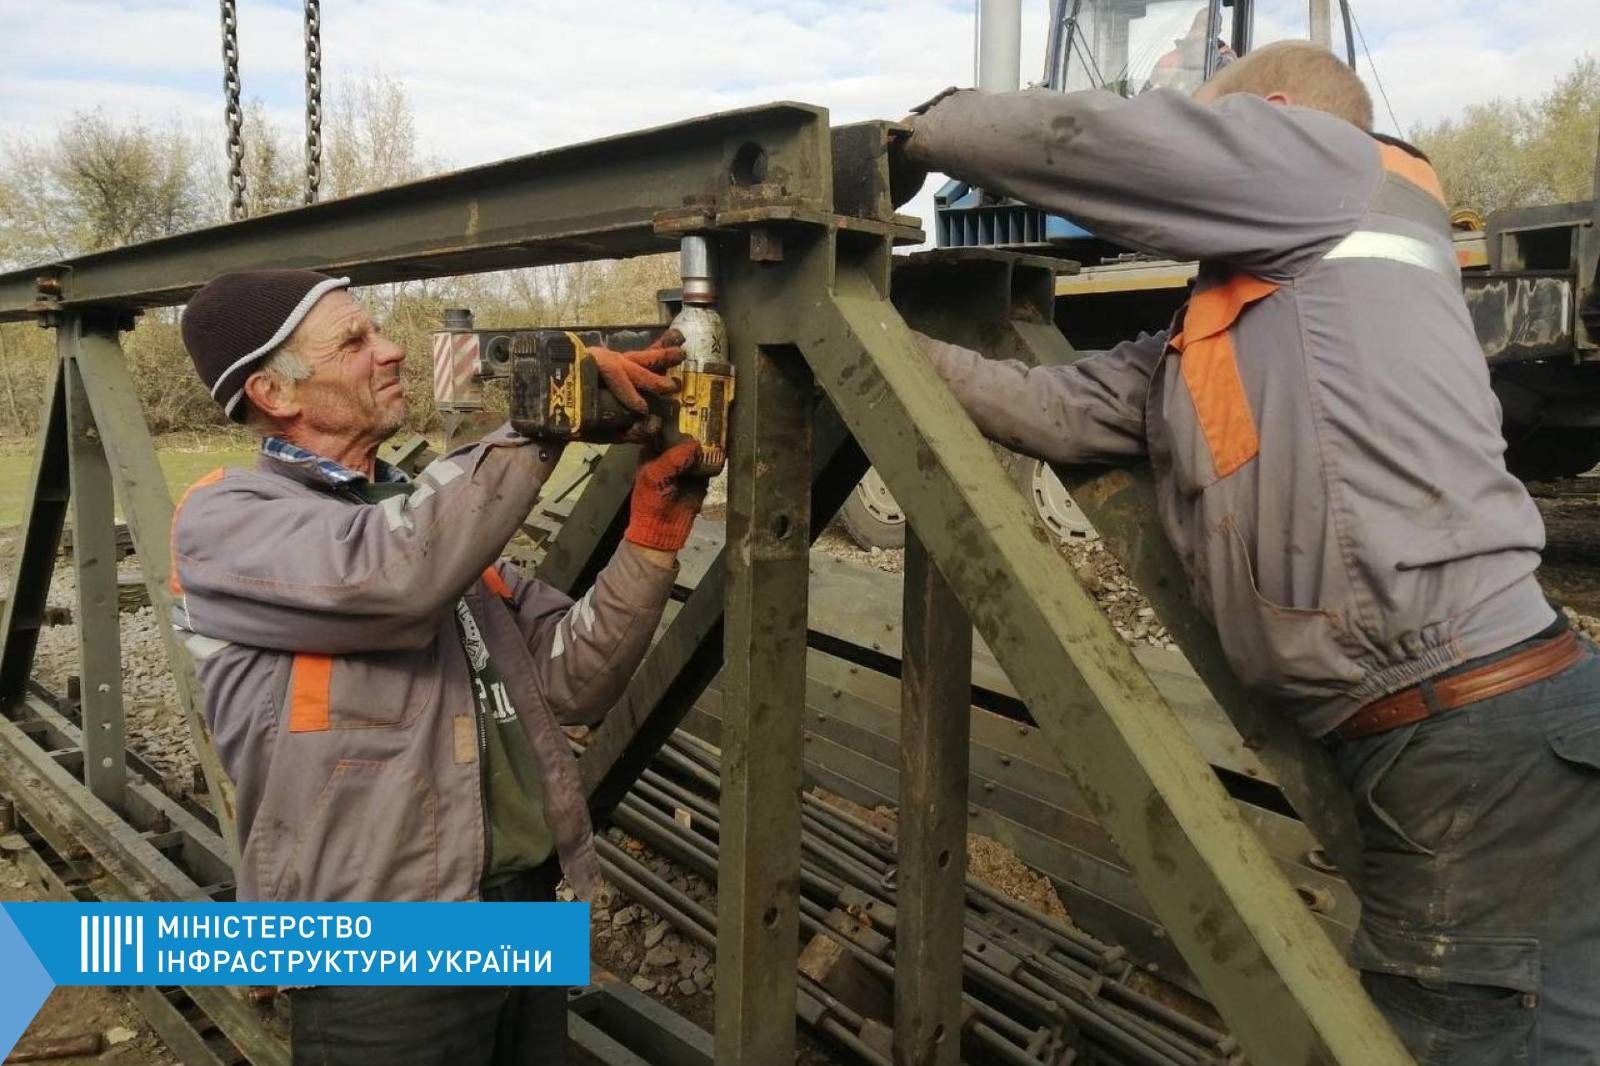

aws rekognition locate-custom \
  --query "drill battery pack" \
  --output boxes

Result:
[508,331,636,443]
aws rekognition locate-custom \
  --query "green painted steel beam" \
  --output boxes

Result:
[895,531,971,1066]
[533,444,639,596]
[804,253,1410,1066]
[62,328,126,811]
[70,320,240,862]
[0,103,831,322]
[714,233,817,1064]
[0,360,69,703]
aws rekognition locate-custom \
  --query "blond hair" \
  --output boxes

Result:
[1201,40,1374,130]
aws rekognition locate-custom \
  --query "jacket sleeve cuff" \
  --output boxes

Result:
[604,541,680,611]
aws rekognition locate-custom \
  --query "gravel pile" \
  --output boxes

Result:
[582,829,717,1003]
[1563,606,1600,644]
[5,553,198,786]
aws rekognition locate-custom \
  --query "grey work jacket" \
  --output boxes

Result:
[170,430,674,901]
[906,88,1553,736]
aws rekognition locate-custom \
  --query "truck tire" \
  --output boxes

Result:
[1009,456,1098,545]
[840,469,906,550]
[1504,427,1600,482]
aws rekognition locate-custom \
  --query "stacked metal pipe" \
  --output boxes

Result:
[585,729,1243,1066]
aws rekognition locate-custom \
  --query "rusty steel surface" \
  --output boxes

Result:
[0,103,833,321]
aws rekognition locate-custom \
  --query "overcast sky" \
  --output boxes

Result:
[0,0,1593,234]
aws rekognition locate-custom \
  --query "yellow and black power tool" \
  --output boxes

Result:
[429,238,732,476]
[504,325,733,478]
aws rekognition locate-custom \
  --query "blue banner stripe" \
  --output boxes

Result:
[2,903,589,987]
[0,907,56,1060]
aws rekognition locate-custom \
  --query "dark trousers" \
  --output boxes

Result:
[1330,636,1600,1065]
[289,864,568,1066]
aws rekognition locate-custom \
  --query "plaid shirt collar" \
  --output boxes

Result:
[260,436,408,488]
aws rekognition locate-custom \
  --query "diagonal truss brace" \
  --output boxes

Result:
[892,249,1365,886]
[799,250,1409,1066]
[0,315,239,863]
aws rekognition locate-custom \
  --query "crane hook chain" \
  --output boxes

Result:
[220,0,247,221]
[304,0,323,204]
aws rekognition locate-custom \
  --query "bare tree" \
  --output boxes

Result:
[325,72,441,197]
[0,111,206,264]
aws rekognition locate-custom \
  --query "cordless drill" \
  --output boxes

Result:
[429,237,732,476]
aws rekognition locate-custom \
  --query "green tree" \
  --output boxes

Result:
[1416,56,1600,214]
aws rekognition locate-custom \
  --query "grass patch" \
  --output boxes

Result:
[0,429,261,529]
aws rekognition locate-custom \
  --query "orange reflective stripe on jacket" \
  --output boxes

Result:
[1171,274,1279,480]
[1377,144,1447,207]
[288,653,333,732]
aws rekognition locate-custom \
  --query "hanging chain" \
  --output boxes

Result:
[220,0,247,221]
[303,0,323,204]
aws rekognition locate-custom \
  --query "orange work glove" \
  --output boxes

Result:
[625,439,708,553]
[590,330,685,415]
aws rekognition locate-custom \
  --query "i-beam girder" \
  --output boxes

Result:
[0,101,1405,1066]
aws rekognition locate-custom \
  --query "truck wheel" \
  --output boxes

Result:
[1504,427,1600,481]
[840,470,906,550]
[1011,457,1098,544]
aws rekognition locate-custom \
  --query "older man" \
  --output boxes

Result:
[174,269,703,1066]
[898,42,1600,1065]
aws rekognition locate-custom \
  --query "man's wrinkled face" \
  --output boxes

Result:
[290,291,407,442]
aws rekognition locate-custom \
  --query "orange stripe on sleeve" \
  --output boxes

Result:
[1378,144,1447,207]
[169,468,227,596]
[288,653,333,732]
[481,565,513,600]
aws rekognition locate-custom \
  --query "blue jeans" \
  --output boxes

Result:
[1331,637,1600,1065]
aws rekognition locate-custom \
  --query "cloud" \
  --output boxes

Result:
[0,0,1590,239]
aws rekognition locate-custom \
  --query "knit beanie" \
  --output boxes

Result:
[180,270,350,422]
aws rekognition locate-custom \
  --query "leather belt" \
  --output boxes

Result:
[1335,630,1583,742]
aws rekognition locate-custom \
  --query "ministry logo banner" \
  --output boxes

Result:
[0,901,590,1057]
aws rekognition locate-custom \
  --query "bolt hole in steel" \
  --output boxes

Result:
[1295,885,1333,913]
[771,514,791,539]
[762,906,779,928]
[937,849,951,869]
[933,1024,947,1043]
[730,142,768,186]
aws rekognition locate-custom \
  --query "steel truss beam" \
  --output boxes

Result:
[0,104,840,321]
[0,101,1405,1065]
[0,314,239,861]
[895,532,971,1066]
